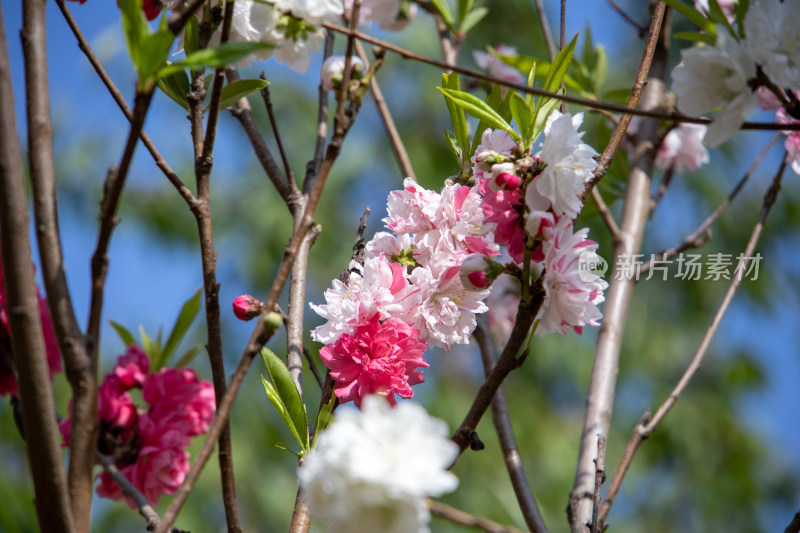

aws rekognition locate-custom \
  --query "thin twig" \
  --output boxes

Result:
[638,133,780,276]
[598,159,786,529]
[166,0,207,35]
[584,2,667,200]
[22,0,96,529]
[87,88,155,360]
[590,435,606,533]
[261,80,295,184]
[55,0,198,211]
[304,31,333,191]
[559,0,566,113]
[0,6,74,529]
[474,316,549,533]
[354,41,417,180]
[591,188,620,240]
[569,7,669,530]
[607,0,647,36]
[287,225,321,395]
[321,22,800,132]
[303,347,324,389]
[228,69,298,208]
[96,453,161,531]
[649,165,675,210]
[429,500,527,533]
[535,0,556,61]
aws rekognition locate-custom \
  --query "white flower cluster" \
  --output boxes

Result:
[673,0,800,147]
[299,396,459,533]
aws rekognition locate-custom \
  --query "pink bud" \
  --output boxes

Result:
[467,271,492,289]
[232,294,264,321]
[495,172,522,190]
[459,253,499,291]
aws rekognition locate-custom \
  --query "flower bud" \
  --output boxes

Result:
[232,294,264,321]
[474,150,507,172]
[459,254,504,291]
[320,56,366,91]
[487,162,521,191]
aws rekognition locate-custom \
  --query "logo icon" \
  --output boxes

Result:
[578,251,608,282]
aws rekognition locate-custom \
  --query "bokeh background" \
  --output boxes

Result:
[1,0,798,531]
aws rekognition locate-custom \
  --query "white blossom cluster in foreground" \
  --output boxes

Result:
[299,396,459,533]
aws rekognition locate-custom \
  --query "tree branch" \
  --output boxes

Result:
[55,0,199,211]
[0,6,74,529]
[638,133,780,277]
[429,500,527,533]
[321,21,800,131]
[535,0,556,62]
[260,80,295,185]
[474,316,549,533]
[96,453,162,531]
[568,7,669,531]
[598,158,786,529]
[21,0,96,529]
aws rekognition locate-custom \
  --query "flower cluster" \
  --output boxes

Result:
[310,177,499,405]
[473,114,607,335]
[672,0,800,152]
[0,253,62,397]
[345,0,418,31]
[299,395,459,533]
[60,345,215,506]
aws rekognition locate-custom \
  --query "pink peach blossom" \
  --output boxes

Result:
[112,344,149,390]
[320,313,428,407]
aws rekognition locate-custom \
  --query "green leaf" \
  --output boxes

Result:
[174,344,204,368]
[443,127,462,168]
[510,92,533,148]
[157,42,275,78]
[139,325,160,366]
[430,0,455,28]
[138,23,174,84]
[593,45,608,92]
[312,393,337,447]
[159,288,202,368]
[707,0,736,36]
[119,0,145,74]
[110,320,137,348]
[471,83,506,154]
[661,0,716,35]
[673,31,716,45]
[260,348,309,453]
[456,0,474,21]
[440,73,470,164]
[494,52,583,93]
[438,87,520,142]
[542,34,578,94]
[735,0,749,39]
[217,78,270,110]
[157,68,191,110]
[184,14,200,55]
[459,6,488,33]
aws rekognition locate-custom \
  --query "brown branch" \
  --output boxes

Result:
[638,133,780,277]
[429,500,527,533]
[55,0,198,210]
[355,41,417,181]
[96,453,162,531]
[451,280,545,455]
[167,0,208,35]
[321,22,800,132]
[261,80,295,185]
[598,159,786,529]
[584,2,667,200]
[649,165,675,210]
[87,87,155,364]
[0,6,74,530]
[590,435,606,533]
[228,69,298,208]
[305,31,333,190]
[287,225,321,395]
[22,0,96,530]
[568,7,668,531]
[591,188,620,240]
[474,316,549,533]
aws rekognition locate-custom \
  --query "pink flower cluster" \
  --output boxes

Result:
[60,345,215,506]
[311,178,500,406]
[472,121,607,335]
[0,253,62,397]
